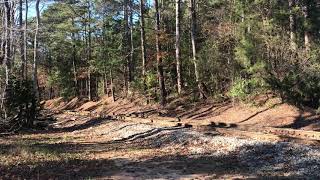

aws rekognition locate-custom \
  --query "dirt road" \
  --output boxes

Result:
[0,112,320,179]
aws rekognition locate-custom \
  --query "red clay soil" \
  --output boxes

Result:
[44,94,320,132]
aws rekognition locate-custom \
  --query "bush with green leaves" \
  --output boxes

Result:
[0,76,39,130]
[228,77,266,101]
[267,60,320,108]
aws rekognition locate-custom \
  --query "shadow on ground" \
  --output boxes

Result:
[1,128,319,179]
[54,117,114,133]
[0,142,316,179]
[279,109,320,131]
[20,116,116,135]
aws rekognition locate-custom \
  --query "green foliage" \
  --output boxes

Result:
[130,78,145,93]
[146,71,158,90]
[228,77,266,101]
[48,69,75,99]
[267,59,320,108]
[235,36,255,69]
[0,76,39,129]
[9,0,319,111]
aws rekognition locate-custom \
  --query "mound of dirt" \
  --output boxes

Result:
[44,94,320,131]
[43,97,89,111]
[62,97,84,110]
[43,97,65,110]
[76,101,101,112]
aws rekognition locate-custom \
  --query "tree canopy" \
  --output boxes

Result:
[1,0,320,129]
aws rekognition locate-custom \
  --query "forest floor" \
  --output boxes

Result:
[1,95,320,179]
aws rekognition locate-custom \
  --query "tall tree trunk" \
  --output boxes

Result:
[289,0,297,50]
[24,0,28,78]
[3,1,10,68]
[2,1,12,119]
[189,0,205,99]
[110,69,115,102]
[19,0,25,121]
[154,0,166,106]
[123,0,131,95]
[302,4,311,51]
[88,65,91,101]
[103,69,107,95]
[19,0,25,79]
[1,9,5,64]
[85,78,88,97]
[33,0,40,101]
[102,19,108,96]
[72,44,78,95]
[175,0,182,95]
[71,18,78,96]
[123,0,133,95]
[129,0,134,83]
[87,1,92,101]
[47,52,53,99]
[140,0,147,92]
[9,2,15,67]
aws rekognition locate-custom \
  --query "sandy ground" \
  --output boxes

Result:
[0,111,320,179]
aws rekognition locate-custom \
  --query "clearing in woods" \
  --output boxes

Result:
[1,95,320,179]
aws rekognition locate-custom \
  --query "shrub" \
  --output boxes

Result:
[228,77,266,101]
[0,76,39,131]
[267,63,320,108]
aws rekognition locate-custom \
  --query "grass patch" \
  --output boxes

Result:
[0,137,85,167]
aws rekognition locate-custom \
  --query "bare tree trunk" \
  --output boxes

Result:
[1,8,5,63]
[129,0,134,83]
[95,76,99,98]
[72,44,78,95]
[87,1,92,101]
[0,8,4,113]
[47,52,53,99]
[84,15,88,98]
[72,18,78,96]
[19,0,25,79]
[103,69,107,95]
[140,0,147,92]
[110,69,115,102]
[9,2,15,67]
[189,0,205,99]
[33,0,40,100]
[154,0,166,106]
[123,0,134,95]
[88,70,91,100]
[289,0,297,50]
[85,78,88,97]
[24,0,28,78]
[302,4,311,52]
[3,1,10,68]
[175,0,182,95]
[123,0,132,95]
[2,1,12,119]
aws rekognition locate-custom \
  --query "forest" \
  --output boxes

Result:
[1,0,320,126]
[1,0,320,179]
